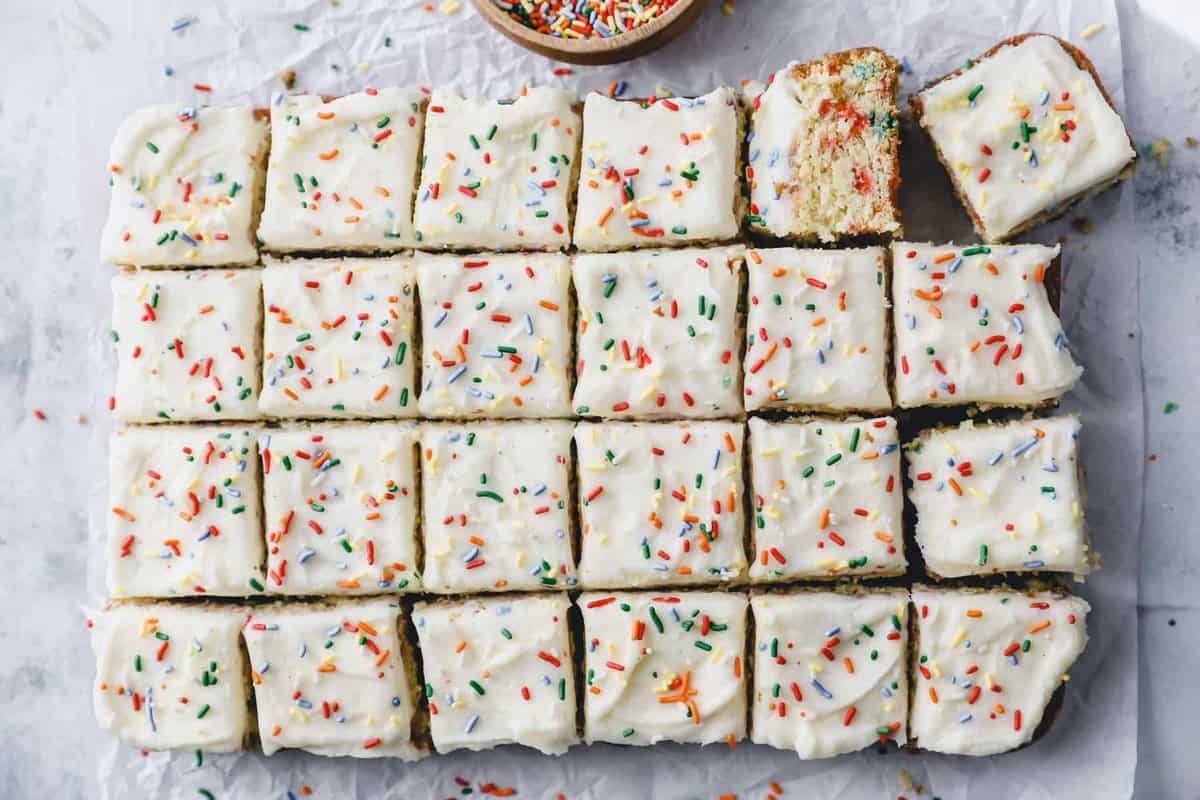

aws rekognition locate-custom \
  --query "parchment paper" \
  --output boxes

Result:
[79,1,1141,797]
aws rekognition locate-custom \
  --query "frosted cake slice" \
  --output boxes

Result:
[580,590,748,746]
[573,247,744,419]
[101,105,268,267]
[417,252,573,418]
[259,423,419,594]
[576,421,747,588]
[747,49,902,242]
[892,242,1081,408]
[574,89,741,251]
[258,88,426,251]
[88,602,249,751]
[743,246,891,412]
[751,589,909,758]
[259,257,417,419]
[414,88,580,251]
[748,417,905,582]
[243,598,426,758]
[112,269,262,423]
[907,415,1090,578]
[421,421,576,593]
[414,594,577,754]
[108,426,264,598]
[912,34,1136,242]
[910,586,1090,755]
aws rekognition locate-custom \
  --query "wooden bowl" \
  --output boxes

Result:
[471,0,710,66]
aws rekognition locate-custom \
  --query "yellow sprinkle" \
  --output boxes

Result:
[1079,23,1105,39]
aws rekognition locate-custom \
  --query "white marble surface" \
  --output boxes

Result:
[0,0,1195,797]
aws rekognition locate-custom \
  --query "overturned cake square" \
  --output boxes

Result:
[912,34,1136,242]
[108,425,264,598]
[907,414,1089,578]
[748,417,905,582]
[101,105,268,267]
[414,594,577,754]
[258,88,426,252]
[574,89,741,251]
[580,590,747,747]
[259,423,420,594]
[413,88,580,251]
[575,420,747,588]
[259,257,417,419]
[892,242,1082,408]
[743,246,891,412]
[111,269,262,423]
[573,247,744,419]
[746,49,902,243]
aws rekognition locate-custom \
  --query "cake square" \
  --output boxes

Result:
[259,423,420,595]
[579,590,748,746]
[572,247,744,419]
[743,246,891,412]
[910,587,1090,755]
[576,421,747,588]
[746,48,902,242]
[573,88,741,251]
[907,415,1089,578]
[417,252,573,418]
[748,417,905,581]
[258,88,426,252]
[420,421,576,593]
[88,602,249,751]
[892,242,1082,408]
[750,589,909,758]
[101,105,268,267]
[413,594,577,754]
[108,426,265,598]
[259,257,418,419]
[112,269,262,423]
[413,88,580,251]
[242,599,426,759]
[912,34,1136,242]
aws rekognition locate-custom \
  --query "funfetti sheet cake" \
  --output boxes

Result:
[573,89,741,251]
[258,88,426,251]
[101,104,268,267]
[414,88,581,251]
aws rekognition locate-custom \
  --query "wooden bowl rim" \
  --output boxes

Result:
[471,0,704,58]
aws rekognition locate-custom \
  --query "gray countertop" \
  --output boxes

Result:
[0,0,1195,797]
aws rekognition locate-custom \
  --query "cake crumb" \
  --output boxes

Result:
[279,68,296,90]
[1071,217,1092,234]
[1080,23,1105,39]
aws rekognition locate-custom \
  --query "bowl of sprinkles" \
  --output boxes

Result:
[472,0,711,65]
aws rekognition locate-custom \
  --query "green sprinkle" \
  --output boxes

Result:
[649,607,664,634]
[469,679,485,695]
[248,578,264,592]
[293,23,309,31]
[694,640,712,652]
[197,704,210,719]
[1165,401,1181,414]
[967,84,984,102]
[145,142,159,154]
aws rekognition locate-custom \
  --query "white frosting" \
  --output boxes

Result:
[918,35,1135,241]
[108,426,264,598]
[747,52,901,241]
[413,88,580,250]
[112,269,262,423]
[417,252,573,418]
[260,258,417,419]
[575,421,747,588]
[751,591,909,758]
[748,417,905,581]
[414,594,577,754]
[259,424,420,595]
[421,421,576,593]
[580,590,747,746]
[910,587,1090,755]
[101,105,267,267]
[574,89,740,250]
[892,242,1082,407]
[572,247,744,419]
[908,415,1089,578]
[744,247,891,411]
[89,603,249,751]
[243,599,424,759]
[258,88,424,251]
